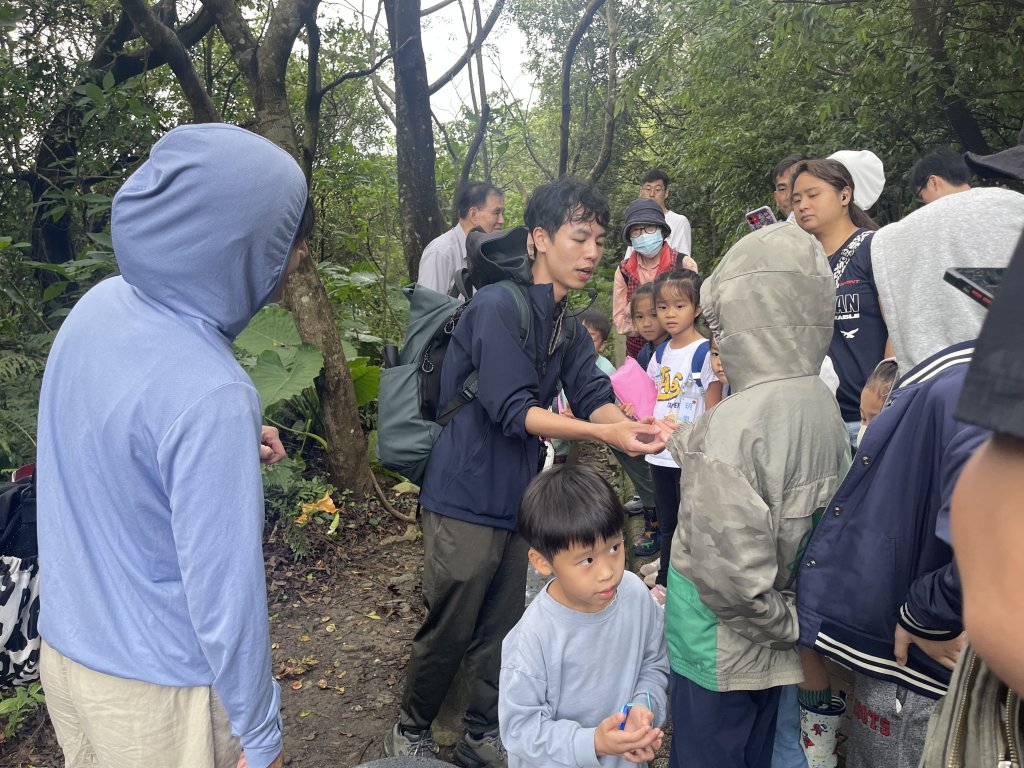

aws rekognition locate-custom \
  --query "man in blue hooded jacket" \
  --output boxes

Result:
[36,124,311,768]
[386,177,665,767]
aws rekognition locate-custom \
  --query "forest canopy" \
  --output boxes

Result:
[1,0,1022,482]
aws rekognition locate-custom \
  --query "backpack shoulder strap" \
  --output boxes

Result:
[691,340,710,390]
[451,268,473,300]
[437,281,531,426]
[497,280,531,346]
[654,339,671,365]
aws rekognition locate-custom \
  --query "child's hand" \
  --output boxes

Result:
[624,704,654,732]
[593,711,663,761]
[561,403,575,419]
[622,705,661,762]
[619,402,636,419]
[652,417,679,437]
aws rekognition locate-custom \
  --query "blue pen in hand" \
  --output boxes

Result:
[618,703,633,730]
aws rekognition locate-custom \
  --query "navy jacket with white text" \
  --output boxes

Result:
[797,340,988,698]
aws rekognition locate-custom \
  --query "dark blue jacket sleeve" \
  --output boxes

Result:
[465,288,542,441]
[899,423,988,639]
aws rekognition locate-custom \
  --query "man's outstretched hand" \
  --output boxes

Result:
[606,418,666,456]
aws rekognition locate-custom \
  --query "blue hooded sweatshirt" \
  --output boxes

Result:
[36,124,307,768]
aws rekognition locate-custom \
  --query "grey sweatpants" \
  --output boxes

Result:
[845,672,937,768]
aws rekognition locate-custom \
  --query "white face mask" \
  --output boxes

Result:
[855,423,867,448]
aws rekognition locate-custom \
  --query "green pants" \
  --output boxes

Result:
[611,447,656,508]
[400,509,529,734]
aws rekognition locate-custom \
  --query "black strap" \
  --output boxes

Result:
[451,268,473,300]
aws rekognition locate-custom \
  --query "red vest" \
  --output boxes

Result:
[619,242,683,300]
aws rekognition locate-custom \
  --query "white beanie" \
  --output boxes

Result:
[828,149,885,209]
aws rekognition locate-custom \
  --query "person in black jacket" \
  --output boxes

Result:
[385,178,665,767]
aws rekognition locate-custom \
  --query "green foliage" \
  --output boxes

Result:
[0,682,45,740]
[236,307,326,407]
[636,0,1024,266]
[262,456,339,559]
[235,304,381,452]
[0,337,47,470]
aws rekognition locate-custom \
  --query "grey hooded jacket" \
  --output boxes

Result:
[663,222,850,692]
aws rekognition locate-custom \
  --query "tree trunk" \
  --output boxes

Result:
[908,1,990,154]
[131,0,376,495]
[384,0,443,281]
[204,0,377,495]
[284,260,376,496]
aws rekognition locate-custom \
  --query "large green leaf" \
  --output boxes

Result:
[349,359,381,408]
[248,346,324,411]
[236,306,303,356]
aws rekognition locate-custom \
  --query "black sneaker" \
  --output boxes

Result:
[623,494,644,516]
[384,723,439,757]
[454,729,508,767]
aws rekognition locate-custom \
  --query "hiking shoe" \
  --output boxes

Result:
[454,729,508,768]
[384,723,439,757]
[623,494,644,516]
[633,532,660,557]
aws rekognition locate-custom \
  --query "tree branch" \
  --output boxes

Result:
[371,76,397,124]
[261,0,319,96]
[120,0,220,122]
[421,0,458,14]
[558,0,606,177]
[586,0,617,183]
[320,45,403,97]
[427,0,505,95]
[460,0,490,185]
[199,0,260,86]
[302,6,321,179]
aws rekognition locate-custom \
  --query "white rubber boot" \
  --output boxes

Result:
[799,695,845,768]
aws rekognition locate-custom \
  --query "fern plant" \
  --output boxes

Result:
[0,335,51,471]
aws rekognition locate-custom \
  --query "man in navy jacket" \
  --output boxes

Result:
[797,340,989,767]
[386,178,665,767]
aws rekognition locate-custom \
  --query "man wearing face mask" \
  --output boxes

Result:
[612,198,699,360]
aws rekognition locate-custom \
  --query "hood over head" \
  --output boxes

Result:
[701,221,834,393]
[112,123,308,339]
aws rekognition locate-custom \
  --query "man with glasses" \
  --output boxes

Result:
[910,148,972,205]
[636,168,693,258]
[870,145,1024,372]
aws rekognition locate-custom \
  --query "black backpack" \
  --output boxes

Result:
[0,467,41,687]
[376,227,574,484]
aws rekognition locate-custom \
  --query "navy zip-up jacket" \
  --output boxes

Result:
[797,341,989,698]
[419,282,615,530]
